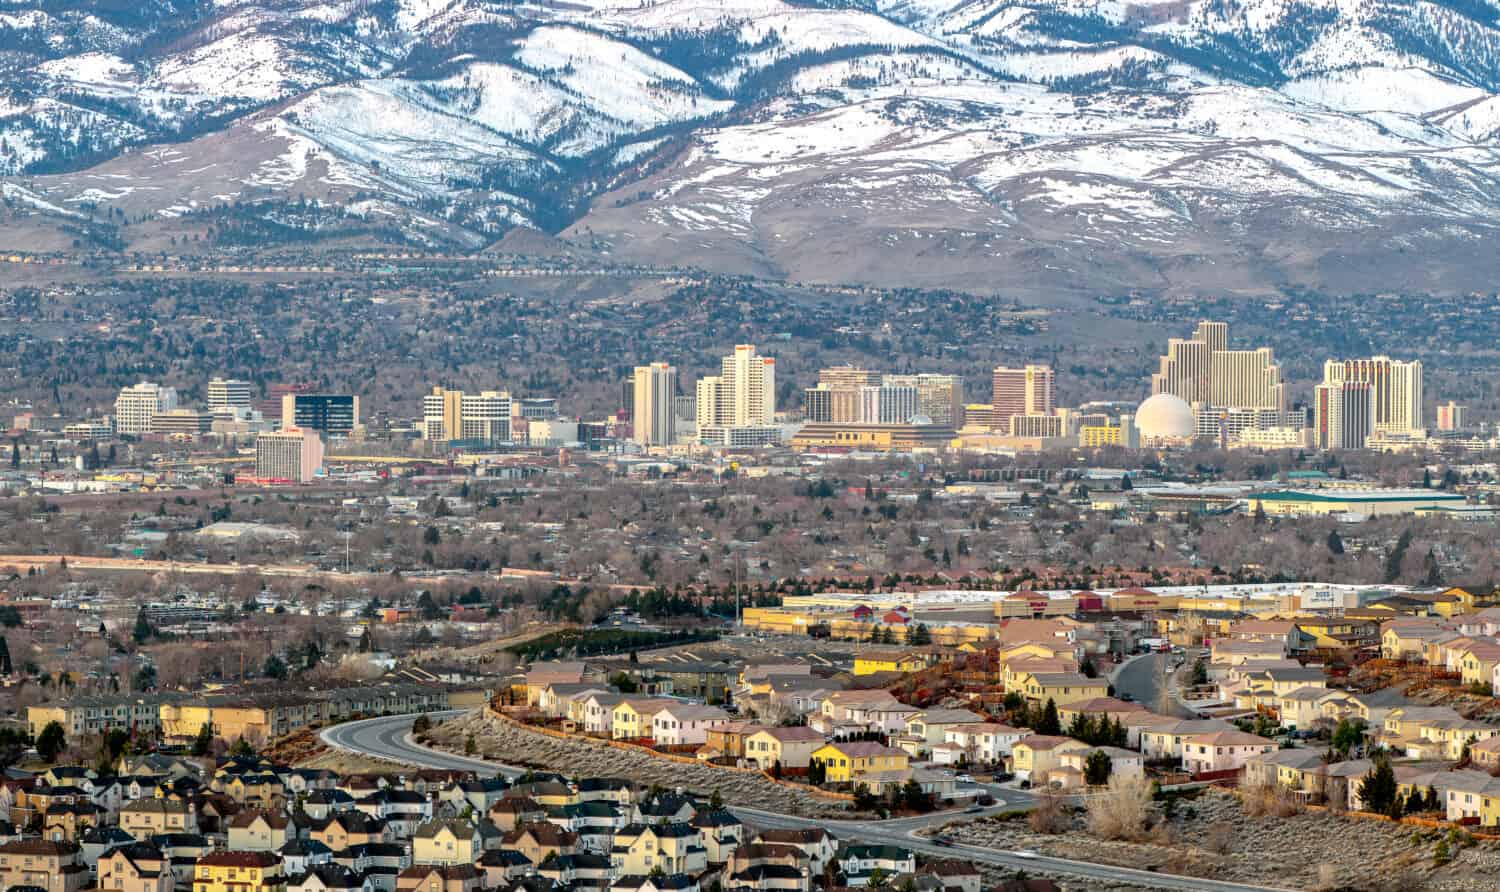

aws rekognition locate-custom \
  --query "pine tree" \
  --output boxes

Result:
[193,723,213,756]
[1084,749,1112,786]
[1359,757,1397,814]
[1037,698,1061,736]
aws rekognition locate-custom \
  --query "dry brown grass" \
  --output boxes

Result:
[1027,788,1070,834]
[1204,820,1235,854]
[1241,783,1303,818]
[1086,774,1156,842]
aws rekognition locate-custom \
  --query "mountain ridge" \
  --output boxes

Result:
[4,0,1500,296]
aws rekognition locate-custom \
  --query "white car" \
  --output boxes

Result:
[954,774,974,783]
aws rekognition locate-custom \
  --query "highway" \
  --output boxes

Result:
[322,712,1292,892]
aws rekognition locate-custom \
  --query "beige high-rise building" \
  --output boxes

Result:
[1322,357,1423,435]
[631,363,677,447]
[114,382,179,435]
[207,378,253,411]
[1208,348,1285,410]
[256,427,325,483]
[818,366,880,390]
[1153,321,1283,411]
[697,344,776,429]
[882,374,964,426]
[992,365,1054,433]
[421,387,512,443]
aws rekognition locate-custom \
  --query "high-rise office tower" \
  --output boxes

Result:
[818,366,880,390]
[883,374,964,426]
[1208,348,1285,410]
[1153,321,1283,411]
[992,365,1055,433]
[114,382,179,435]
[858,385,919,424]
[1322,357,1423,435]
[421,387,511,443]
[1437,401,1467,431]
[282,393,359,435]
[631,363,677,447]
[697,344,775,429]
[207,378,253,412]
[1313,381,1374,449]
[256,427,325,483]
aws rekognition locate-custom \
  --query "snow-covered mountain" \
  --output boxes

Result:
[6,0,1500,293]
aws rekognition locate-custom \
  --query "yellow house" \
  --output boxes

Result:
[1459,644,1500,687]
[412,819,479,866]
[998,642,1067,663]
[1011,735,1089,782]
[611,823,708,876]
[226,810,289,851]
[743,726,826,770]
[1430,588,1475,618]
[611,699,673,740]
[192,852,284,892]
[120,800,197,837]
[810,741,910,784]
[1002,658,1075,694]
[1018,672,1109,707]
[853,650,928,676]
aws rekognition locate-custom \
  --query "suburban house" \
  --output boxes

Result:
[581,693,624,737]
[227,810,291,852]
[651,704,733,748]
[411,819,479,866]
[1054,746,1143,787]
[611,700,676,741]
[1138,718,1236,760]
[900,709,989,756]
[192,851,284,892]
[753,829,837,873]
[0,840,89,892]
[610,823,708,877]
[1180,731,1277,775]
[838,845,915,886]
[1459,642,1500,687]
[120,800,197,837]
[1016,673,1109,707]
[1010,735,1089,783]
[810,742,910,787]
[937,723,1025,766]
[743,727,826,771]
[98,843,173,892]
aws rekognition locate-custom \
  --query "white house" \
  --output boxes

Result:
[940,723,1025,765]
[582,693,623,736]
[652,704,733,747]
[1180,730,1276,774]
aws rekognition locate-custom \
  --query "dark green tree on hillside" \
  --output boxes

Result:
[1036,698,1061,736]
[36,721,65,762]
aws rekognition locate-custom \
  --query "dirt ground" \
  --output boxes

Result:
[942,789,1500,892]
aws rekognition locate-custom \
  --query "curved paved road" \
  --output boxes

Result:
[1113,652,1196,718]
[323,712,1291,892]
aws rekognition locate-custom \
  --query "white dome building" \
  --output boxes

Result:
[1135,393,1196,443]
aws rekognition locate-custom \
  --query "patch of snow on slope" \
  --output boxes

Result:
[513,27,731,127]
[148,32,331,107]
[1282,67,1487,115]
[1436,95,1500,141]
[269,81,544,198]
[35,52,139,90]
